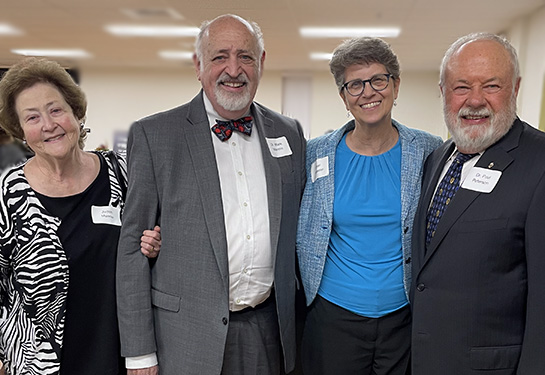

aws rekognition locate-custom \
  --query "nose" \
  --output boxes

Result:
[360,81,375,97]
[224,56,242,77]
[466,87,486,108]
[42,114,57,131]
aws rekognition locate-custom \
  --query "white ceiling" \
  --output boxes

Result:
[1,0,544,72]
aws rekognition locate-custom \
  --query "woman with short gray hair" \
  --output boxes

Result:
[297,37,442,374]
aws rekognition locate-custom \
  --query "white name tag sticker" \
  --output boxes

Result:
[91,205,122,226]
[266,136,293,158]
[311,156,329,182]
[461,167,502,193]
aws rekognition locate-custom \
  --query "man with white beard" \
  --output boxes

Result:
[116,14,306,375]
[410,33,545,374]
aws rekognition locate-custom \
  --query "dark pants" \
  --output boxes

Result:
[302,295,411,375]
[221,294,283,375]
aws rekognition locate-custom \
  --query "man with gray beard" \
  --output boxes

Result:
[410,32,545,374]
[116,14,306,375]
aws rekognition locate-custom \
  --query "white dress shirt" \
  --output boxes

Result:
[203,93,274,311]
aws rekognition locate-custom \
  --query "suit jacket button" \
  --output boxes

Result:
[416,283,426,292]
[222,317,228,325]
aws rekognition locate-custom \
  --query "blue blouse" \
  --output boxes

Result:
[318,133,407,318]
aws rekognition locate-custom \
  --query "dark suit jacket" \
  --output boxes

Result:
[116,92,306,374]
[411,118,545,374]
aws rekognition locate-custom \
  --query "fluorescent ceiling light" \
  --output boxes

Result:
[106,25,199,37]
[0,23,22,35]
[310,53,333,61]
[12,49,91,58]
[300,27,400,38]
[159,50,194,60]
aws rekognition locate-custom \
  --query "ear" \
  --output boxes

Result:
[259,50,266,78]
[513,76,521,98]
[193,53,202,81]
[393,76,401,100]
[339,90,349,111]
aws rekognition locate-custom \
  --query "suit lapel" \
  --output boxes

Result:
[422,122,520,266]
[251,104,282,263]
[184,93,229,286]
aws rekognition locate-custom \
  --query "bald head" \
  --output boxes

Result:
[195,14,264,70]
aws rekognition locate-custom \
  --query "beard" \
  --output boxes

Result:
[443,96,517,153]
[214,72,254,112]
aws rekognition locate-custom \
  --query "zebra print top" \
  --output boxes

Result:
[0,151,127,375]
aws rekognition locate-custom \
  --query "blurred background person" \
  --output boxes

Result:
[0,127,32,173]
[296,37,442,375]
[0,57,160,375]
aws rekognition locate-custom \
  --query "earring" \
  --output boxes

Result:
[346,111,351,118]
[394,100,397,107]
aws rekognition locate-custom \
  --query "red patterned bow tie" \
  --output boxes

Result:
[211,116,253,141]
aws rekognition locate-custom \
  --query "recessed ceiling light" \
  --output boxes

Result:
[105,25,199,37]
[121,8,184,21]
[300,27,401,38]
[310,53,333,61]
[11,49,91,58]
[159,50,194,60]
[0,23,22,36]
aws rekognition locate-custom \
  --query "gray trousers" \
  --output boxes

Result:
[222,294,283,375]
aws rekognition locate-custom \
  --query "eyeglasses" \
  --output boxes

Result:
[341,74,392,97]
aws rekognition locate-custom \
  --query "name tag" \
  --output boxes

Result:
[461,167,502,193]
[311,156,329,182]
[266,136,293,158]
[91,205,122,226]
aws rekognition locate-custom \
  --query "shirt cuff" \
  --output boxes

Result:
[125,353,158,369]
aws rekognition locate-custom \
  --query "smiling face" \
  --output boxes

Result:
[16,82,81,161]
[340,62,400,129]
[194,16,265,119]
[441,39,520,153]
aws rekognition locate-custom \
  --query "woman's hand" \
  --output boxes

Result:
[140,226,161,258]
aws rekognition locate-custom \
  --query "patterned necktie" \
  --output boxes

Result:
[211,116,253,141]
[425,152,478,245]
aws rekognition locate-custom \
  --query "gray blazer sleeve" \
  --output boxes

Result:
[116,120,160,357]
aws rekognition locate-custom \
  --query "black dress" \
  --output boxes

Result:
[35,155,124,375]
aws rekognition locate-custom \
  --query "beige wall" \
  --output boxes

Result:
[80,67,446,150]
[78,8,545,151]
[512,6,545,127]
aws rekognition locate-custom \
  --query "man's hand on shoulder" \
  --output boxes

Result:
[128,366,158,375]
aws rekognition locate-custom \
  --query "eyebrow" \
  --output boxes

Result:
[455,77,500,85]
[215,48,254,55]
[21,100,60,112]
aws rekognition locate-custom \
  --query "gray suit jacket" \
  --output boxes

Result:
[116,91,306,374]
[411,119,545,374]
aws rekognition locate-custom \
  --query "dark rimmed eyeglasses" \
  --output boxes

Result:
[341,74,392,96]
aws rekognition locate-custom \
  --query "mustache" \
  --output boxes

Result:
[216,72,249,85]
[458,107,492,118]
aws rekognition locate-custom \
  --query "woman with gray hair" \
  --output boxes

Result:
[296,37,442,374]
